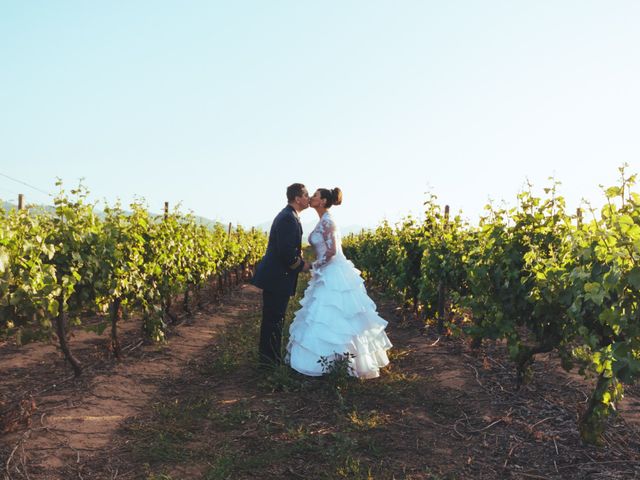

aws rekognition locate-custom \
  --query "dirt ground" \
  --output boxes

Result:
[2,281,640,479]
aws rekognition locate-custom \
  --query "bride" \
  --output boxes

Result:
[286,187,392,379]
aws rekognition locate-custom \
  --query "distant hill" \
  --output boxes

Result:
[0,201,225,228]
[1,201,368,234]
[2,200,56,215]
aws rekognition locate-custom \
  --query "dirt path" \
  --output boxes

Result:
[3,283,640,479]
[1,285,258,479]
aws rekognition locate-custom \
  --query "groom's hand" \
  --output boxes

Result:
[302,261,311,272]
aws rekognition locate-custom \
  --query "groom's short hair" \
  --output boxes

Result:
[286,183,306,203]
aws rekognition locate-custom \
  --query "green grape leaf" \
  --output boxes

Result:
[605,186,622,198]
[628,267,640,290]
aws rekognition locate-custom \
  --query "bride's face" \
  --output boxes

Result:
[310,190,325,209]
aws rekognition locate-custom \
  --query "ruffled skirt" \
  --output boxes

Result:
[286,255,392,379]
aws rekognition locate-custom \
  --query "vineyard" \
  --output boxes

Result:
[1,172,640,479]
[0,181,267,376]
[343,166,640,445]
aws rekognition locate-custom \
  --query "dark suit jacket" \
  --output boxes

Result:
[251,205,304,296]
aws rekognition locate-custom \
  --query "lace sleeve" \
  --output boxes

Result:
[312,215,337,269]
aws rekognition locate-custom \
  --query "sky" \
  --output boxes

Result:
[1,1,639,230]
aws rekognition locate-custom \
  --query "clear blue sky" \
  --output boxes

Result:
[1,1,639,229]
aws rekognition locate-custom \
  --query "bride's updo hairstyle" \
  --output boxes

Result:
[318,187,342,208]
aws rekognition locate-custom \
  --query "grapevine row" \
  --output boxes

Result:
[343,166,640,444]
[0,181,267,376]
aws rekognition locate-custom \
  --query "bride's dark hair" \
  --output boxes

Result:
[318,187,342,208]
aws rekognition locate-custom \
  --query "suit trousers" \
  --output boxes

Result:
[259,289,290,365]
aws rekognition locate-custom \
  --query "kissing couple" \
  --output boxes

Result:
[251,183,392,379]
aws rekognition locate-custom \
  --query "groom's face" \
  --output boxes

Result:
[296,188,310,210]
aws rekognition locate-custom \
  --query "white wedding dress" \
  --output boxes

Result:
[286,211,392,379]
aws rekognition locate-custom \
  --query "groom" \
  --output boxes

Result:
[251,183,311,367]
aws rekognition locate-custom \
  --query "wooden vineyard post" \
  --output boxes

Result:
[18,193,24,210]
[249,227,254,280]
[184,285,192,316]
[110,298,123,358]
[576,208,583,228]
[437,205,450,333]
[232,222,240,285]
[161,201,178,322]
[237,224,241,284]
[227,223,232,287]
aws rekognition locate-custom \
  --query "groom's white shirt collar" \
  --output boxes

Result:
[287,204,300,220]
